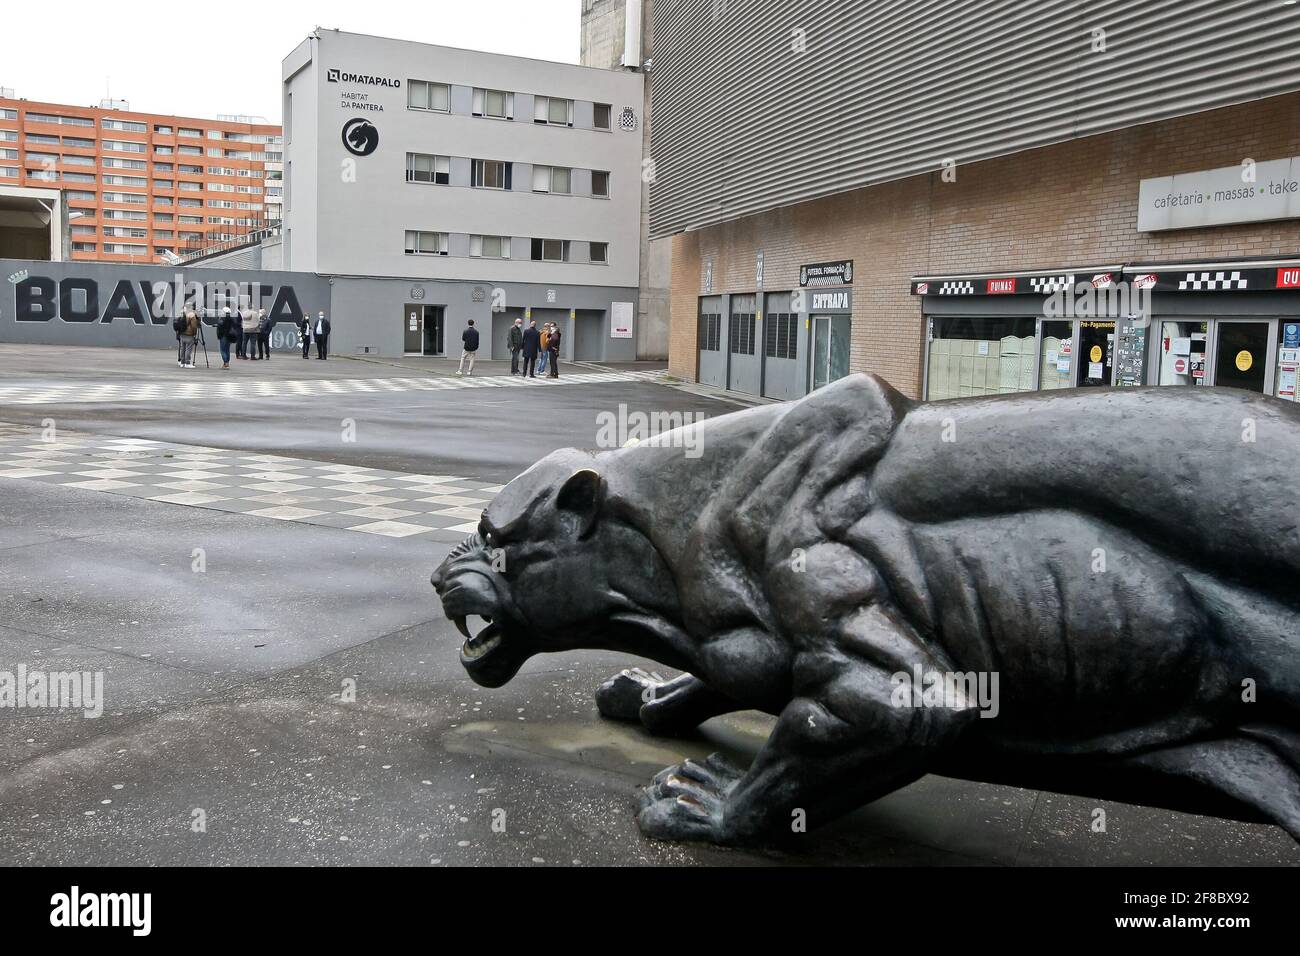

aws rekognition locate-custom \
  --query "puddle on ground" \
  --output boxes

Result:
[440,711,775,776]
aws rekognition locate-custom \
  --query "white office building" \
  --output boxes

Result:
[280,28,646,360]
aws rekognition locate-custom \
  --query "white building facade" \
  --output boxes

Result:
[281,29,646,361]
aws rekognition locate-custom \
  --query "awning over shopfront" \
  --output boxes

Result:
[910,257,1300,296]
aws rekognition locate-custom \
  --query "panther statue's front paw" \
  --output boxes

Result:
[636,753,746,844]
[595,667,663,722]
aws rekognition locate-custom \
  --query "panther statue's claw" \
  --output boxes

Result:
[636,754,746,844]
[595,667,661,722]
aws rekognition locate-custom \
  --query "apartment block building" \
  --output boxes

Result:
[0,96,282,264]
[280,28,645,360]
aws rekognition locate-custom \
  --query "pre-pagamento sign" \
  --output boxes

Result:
[1138,156,1300,232]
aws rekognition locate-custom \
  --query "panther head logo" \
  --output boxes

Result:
[342,119,379,157]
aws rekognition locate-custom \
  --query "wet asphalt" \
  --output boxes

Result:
[0,343,1295,866]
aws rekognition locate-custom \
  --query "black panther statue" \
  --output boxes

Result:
[431,374,1300,846]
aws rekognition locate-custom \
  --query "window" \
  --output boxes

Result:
[61,154,94,166]
[593,103,612,130]
[154,124,173,135]
[26,113,93,127]
[470,235,510,259]
[0,148,16,161]
[0,130,17,142]
[62,136,94,149]
[179,145,202,155]
[472,88,512,119]
[66,189,96,201]
[534,96,573,126]
[179,215,203,224]
[103,157,147,169]
[531,238,569,262]
[59,172,97,183]
[103,140,146,154]
[179,198,202,207]
[154,162,174,172]
[0,108,16,120]
[154,179,174,189]
[404,230,448,256]
[103,175,147,186]
[153,212,174,222]
[406,152,450,184]
[408,80,450,112]
[71,242,96,253]
[102,119,146,132]
[179,164,202,174]
[531,165,571,194]
[178,128,201,138]
[25,133,59,146]
[591,170,610,198]
[729,295,757,356]
[0,165,16,179]
[179,181,202,191]
[589,242,608,264]
[764,295,797,360]
[698,305,722,352]
[71,225,96,235]
[103,242,146,255]
[925,316,1037,401]
[471,158,511,189]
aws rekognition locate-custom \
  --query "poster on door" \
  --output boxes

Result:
[610,301,634,339]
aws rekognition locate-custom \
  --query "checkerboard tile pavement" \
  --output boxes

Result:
[0,424,504,540]
[0,368,666,406]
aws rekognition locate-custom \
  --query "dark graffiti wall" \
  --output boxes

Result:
[0,258,332,348]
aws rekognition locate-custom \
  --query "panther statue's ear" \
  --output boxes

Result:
[556,468,604,538]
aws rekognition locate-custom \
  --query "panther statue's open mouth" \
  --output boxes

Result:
[432,535,530,688]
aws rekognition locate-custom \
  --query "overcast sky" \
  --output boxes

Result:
[0,0,582,123]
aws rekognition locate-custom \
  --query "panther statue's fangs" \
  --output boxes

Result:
[431,374,1300,847]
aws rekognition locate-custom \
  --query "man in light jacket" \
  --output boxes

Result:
[241,307,261,361]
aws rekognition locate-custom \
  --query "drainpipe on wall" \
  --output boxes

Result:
[622,0,643,69]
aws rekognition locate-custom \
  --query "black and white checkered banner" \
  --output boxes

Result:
[913,264,1300,295]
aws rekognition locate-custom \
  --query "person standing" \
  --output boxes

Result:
[216,307,235,369]
[457,319,480,376]
[508,317,524,376]
[241,307,261,361]
[297,311,312,359]
[314,310,331,360]
[178,309,200,369]
[521,319,541,378]
[257,308,271,361]
[537,323,551,376]
[547,323,562,378]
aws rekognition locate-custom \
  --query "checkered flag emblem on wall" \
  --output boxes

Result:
[938,281,975,295]
[1029,275,1076,294]
[1178,271,1248,291]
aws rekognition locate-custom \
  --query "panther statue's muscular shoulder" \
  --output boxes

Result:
[432,374,1300,846]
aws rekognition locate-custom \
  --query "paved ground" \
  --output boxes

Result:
[0,343,1295,866]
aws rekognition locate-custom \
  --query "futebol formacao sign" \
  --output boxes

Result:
[1138,156,1300,231]
[0,258,332,349]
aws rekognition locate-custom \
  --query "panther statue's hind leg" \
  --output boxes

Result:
[596,668,742,736]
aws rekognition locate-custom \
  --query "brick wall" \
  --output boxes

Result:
[667,93,1300,397]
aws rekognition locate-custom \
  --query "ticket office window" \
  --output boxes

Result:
[1276,320,1300,403]
[926,316,1036,400]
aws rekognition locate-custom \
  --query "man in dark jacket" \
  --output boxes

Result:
[297,312,312,359]
[457,320,480,376]
[257,309,271,361]
[314,311,332,360]
[547,324,562,378]
[521,320,541,378]
[507,318,524,376]
[216,307,236,369]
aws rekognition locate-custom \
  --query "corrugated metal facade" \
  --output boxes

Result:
[649,0,1300,238]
